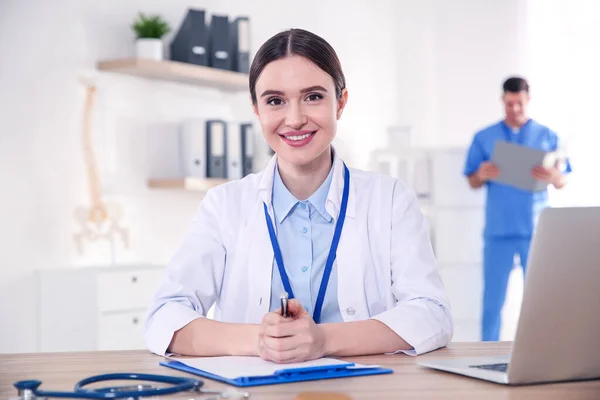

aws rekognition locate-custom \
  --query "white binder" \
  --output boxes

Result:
[206,120,227,178]
[226,122,243,180]
[179,119,207,179]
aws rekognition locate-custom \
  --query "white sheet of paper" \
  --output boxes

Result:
[169,356,360,380]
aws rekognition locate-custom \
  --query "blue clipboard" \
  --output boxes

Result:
[160,359,393,387]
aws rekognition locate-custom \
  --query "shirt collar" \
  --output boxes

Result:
[258,146,356,221]
[272,163,334,224]
[272,165,298,224]
[307,166,334,222]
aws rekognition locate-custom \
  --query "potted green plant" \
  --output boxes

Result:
[132,12,171,60]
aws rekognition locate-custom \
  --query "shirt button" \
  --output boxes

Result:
[301,227,308,234]
[300,203,307,210]
[345,307,356,316]
[301,266,308,272]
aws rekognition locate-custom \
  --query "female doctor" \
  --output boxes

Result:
[145,28,453,363]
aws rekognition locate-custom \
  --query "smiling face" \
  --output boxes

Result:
[503,90,530,127]
[253,55,348,169]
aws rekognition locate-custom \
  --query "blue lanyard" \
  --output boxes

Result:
[263,163,350,324]
[502,119,531,145]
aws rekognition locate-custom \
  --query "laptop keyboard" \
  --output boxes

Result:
[470,363,508,372]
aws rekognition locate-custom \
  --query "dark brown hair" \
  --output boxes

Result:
[249,28,346,104]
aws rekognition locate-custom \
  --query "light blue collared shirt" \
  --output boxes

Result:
[268,164,343,323]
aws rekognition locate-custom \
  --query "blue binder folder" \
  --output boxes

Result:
[160,359,393,387]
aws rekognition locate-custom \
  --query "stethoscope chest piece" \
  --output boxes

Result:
[14,380,44,400]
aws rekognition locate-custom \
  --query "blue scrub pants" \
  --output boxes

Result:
[481,237,531,341]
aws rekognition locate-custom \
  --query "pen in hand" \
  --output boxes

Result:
[280,292,289,318]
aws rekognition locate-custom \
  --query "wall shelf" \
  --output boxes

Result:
[97,58,248,91]
[148,178,228,192]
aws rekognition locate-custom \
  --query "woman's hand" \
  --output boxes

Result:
[258,299,327,363]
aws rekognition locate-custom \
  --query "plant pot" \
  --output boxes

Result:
[135,38,163,60]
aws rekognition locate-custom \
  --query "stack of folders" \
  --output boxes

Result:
[180,119,254,180]
[160,356,393,387]
[170,8,250,73]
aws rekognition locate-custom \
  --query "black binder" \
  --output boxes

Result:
[170,9,208,66]
[208,15,232,70]
[230,17,250,73]
[240,123,254,176]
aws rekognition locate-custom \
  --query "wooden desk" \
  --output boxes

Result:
[1,342,599,399]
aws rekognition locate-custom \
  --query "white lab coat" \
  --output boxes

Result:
[144,151,453,356]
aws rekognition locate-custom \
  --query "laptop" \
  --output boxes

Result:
[419,206,600,385]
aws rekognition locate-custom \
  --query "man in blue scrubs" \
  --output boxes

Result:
[464,77,572,341]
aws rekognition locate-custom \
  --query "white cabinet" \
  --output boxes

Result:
[430,148,485,207]
[37,265,164,352]
[98,310,148,351]
[439,265,482,321]
[434,208,484,265]
[427,148,485,342]
[450,319,481,342]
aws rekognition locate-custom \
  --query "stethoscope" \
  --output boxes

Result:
[12,373,249,400]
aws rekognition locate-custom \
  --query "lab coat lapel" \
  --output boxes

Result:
[326,152,364,320]
[335,210,364,320]
[245,154,278,322]
[244,205,275,322]
[325,150,356,220]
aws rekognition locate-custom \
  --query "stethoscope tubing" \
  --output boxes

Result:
[14,373,203,399]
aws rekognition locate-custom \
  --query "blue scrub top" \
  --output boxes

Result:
[464,119,572,239]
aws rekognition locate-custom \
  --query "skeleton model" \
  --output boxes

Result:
[73,79,129,262]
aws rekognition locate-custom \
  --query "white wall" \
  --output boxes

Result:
[524,0,600,207]
[396,0,527,149]
[0,0,529,353]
